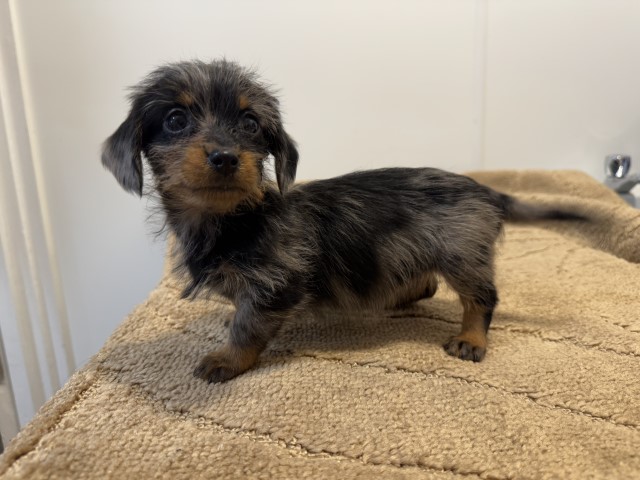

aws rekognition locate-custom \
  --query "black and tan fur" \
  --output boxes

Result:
[102,60,585,383]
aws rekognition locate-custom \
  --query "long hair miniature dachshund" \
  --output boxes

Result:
[102,60,585,383]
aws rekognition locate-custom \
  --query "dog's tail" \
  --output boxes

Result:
[496,193,587,223]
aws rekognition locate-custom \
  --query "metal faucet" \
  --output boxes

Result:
[604,154,639,207]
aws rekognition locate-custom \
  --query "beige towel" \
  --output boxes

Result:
[1,170,639,479]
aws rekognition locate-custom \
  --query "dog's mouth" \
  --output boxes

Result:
[169,164,264,214]
[169,182,254,214]
[180,183,246,195]
[192,185,245,193]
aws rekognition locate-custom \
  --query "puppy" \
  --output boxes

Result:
[102,60,584,383]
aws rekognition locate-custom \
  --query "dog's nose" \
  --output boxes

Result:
[207,150,239,177]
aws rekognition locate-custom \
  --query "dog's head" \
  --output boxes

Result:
[101,60,298,214]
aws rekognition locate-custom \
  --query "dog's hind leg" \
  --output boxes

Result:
[441,262,498,362]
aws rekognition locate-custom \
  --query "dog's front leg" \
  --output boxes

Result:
[193,301,287,383]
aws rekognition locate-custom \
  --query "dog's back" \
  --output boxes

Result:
[285,167,505,311]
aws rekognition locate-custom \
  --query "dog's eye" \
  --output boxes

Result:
[240,114,260,134]
[164,109,189,134]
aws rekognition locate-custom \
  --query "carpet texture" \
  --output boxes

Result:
[1,170,639,479]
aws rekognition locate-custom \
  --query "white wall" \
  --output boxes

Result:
[2,0,639,427]
[484,0,640,174]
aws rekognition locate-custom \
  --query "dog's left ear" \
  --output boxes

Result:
[101,110,143,196]
[269,127,298,195]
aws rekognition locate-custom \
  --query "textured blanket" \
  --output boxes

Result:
[1,170,639,479]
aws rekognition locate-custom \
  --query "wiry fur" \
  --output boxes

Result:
[102,59,586,383]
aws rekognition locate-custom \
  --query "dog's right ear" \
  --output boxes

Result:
[101,110,143,196]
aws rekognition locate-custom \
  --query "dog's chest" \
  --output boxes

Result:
[179,212,271,287]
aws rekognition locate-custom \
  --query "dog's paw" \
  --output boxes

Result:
[443,336,486,362]
[193,357,239,383]
[193,346,258,383]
